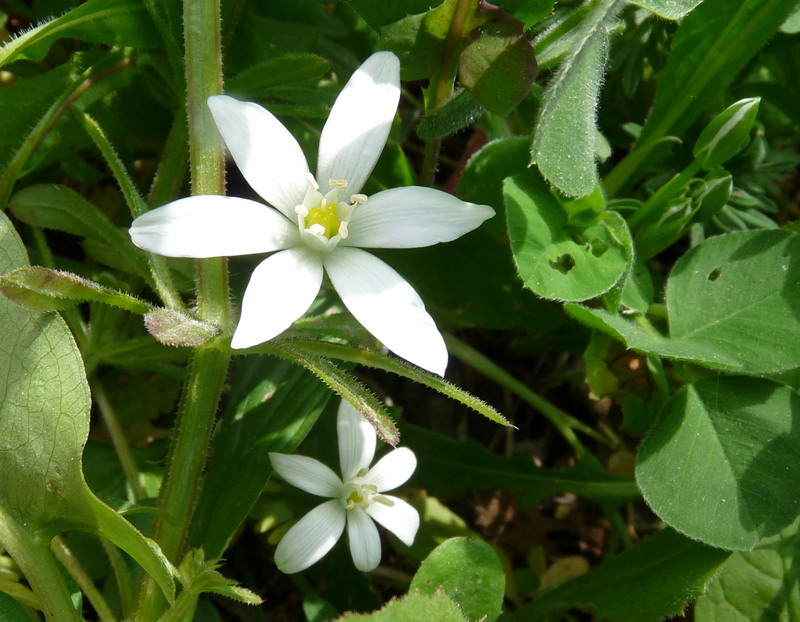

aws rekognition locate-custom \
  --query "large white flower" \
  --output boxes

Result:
[269,400,419,574]
[129,51,494,375]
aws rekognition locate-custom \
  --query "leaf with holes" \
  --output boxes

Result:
[567,229,800,375]
[504,174,634,302]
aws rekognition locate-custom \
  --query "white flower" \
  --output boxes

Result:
[128,51,494,375]
[268,401,419,574]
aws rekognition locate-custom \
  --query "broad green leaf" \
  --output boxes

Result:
[520,528,731,622]
[606,0,797,195]
[188,357,332,558]
[531,0,624,197]
[337,592,466,621]
[410,538,505,622]
[417,89,485,140]
[459,12,537,115]
[403,424,640,507]
[0,267,150,313]
[226,53,330,98]
[0,211,174,604]
[627,0,703,19]
[567,229,800,374]
[637,377,800,550]
[0,592,31,620]
[0,0,161,67]
[505,174,634,301]
[695,521,800,621]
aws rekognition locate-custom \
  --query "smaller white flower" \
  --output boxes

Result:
[269,401,419,574]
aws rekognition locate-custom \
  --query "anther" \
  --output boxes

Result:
[329,179,348,189]
[304,173,319,191]
[350,194,367,204]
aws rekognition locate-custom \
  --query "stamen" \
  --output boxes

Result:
[304,173,319,191]
[374,495,395,507]
[351,194,367,204]
[329,179,348,189]
[295,205,308,217]
[339,222,349,238]
[308,224,326,236]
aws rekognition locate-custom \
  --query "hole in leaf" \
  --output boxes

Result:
[550,254,576,274]
[708,267,722,281]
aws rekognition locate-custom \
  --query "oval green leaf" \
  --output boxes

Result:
[637,377,800,550]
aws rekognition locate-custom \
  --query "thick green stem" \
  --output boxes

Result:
[134,0,230,618]
[445,334,608,456]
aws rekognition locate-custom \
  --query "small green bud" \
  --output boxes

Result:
[690,171,733,222]
[693,98,760,170]
[635,197,693,259]
[144,309,219,347]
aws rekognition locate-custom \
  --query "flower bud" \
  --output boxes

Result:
[693,98,760,170]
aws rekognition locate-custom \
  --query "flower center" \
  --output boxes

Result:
[295,175,367,252]
[343,469,394,511]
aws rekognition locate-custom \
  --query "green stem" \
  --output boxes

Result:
[52,536,116,622]
[420,0,472,186]
[445,334,602,457]
[134,1,230,618]
[0,513,80,622]
[91,380,145,501]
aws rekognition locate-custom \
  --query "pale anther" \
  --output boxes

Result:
[329,179,348,189]
[304,173,319,191]
[351,194,368,204]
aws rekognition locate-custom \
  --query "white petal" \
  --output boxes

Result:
[231,248,323,349]
[346,507,382,572]
[343,186,495,249]
[362,447,416,492]
[316,52,400,195]
[337,401,376,482]
[129,196,298,258]
[208,95,310,219]
[269,453,342,497]
[274,500,346,574]
[323,248,447,375]
[366,496,419,546]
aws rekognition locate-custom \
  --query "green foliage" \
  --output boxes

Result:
[409,538,505,622]
[637,377,800,550]
[522,529,731,621]
[695,521,800,621]
[567,230,800,374]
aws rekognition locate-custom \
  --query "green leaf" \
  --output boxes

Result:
[520,528,731,622]
[0,0,161,67]
[416,88,484,140]
[0,267,150,313]
[458,11,537,115]
[348,0,438,28]
[278,336,510,427]
[531,0,624,197]
[637,377,800,550]
[693,98,761,170]
[337,592,466,621]
[695,521,800,621]
[606,0,797,195]
[409,537,505,622]
[627,0,703,19]
[504,174,634,301]
[188,357,332,558]
[0,211,174,604]
[566,229,800,375]
[495,0,555,29]
[403,424,640,508]
[226,53,331,98]
[8,184,149,278]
